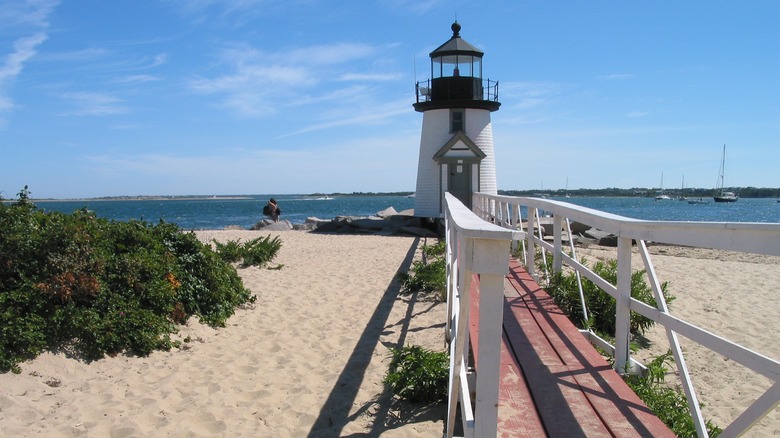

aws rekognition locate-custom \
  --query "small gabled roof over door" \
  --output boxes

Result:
[433,131,486,163]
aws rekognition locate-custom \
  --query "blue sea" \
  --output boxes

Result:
[27,195,780,230]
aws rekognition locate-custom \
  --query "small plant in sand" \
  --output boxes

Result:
[0,190,260,373]
[397,240,446,300]
[626,352,722,437]
[384,345,449,403]
[212,235,283,269]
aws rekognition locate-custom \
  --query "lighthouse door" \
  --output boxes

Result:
[448,162,472,209]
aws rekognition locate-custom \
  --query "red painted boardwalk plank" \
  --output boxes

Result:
[502,279,612,437]
[502,259,675,438]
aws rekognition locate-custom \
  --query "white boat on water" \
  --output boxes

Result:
[688,198,709,205]
[713,145,738,203]
[677,175,687,201]
[654,172,671,200]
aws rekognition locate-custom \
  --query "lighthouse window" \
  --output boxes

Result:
[450,110,465,133]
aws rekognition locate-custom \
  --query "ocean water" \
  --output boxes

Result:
[29,195,780,230]
[551,196,780,223]
[34,195,416,230]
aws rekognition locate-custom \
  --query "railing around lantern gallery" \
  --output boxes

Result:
[415,78,499,104]
[468,192,780,438]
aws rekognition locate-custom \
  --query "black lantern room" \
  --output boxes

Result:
[414,21,500,112]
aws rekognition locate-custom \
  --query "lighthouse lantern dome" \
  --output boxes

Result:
[415,21,498,111]
[430,21,483,80]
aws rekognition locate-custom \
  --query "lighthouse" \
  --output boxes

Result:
[413,21,500,218]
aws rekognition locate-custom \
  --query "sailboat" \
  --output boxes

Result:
[713,144,738,202]
[655,172,671,200]
[677,175,687,201]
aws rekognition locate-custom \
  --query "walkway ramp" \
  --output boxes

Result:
[469,259,674,437]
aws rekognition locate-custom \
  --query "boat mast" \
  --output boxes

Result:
[717,144,726,196]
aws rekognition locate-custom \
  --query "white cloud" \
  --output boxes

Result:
[136,53,168,70]
[0,0,59,124]
[115,74,163,84]
[597,73,634,81]
[498,81,567,117]
[0,0,59,30]
[188,42,390,120]
[61,92,128,116]
[167,0,297,26]
[280,97,410,137]
[339,72,404,82]
[379,0,445,15]
[282,43,376,66]
[0,33,48,82]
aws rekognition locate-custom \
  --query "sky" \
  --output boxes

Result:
[1,0,778,199]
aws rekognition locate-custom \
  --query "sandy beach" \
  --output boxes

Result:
[0,231,447,437]
[1,230,778,436]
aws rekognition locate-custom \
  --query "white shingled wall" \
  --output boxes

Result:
[414,108,497,217]
[467,109,497,195]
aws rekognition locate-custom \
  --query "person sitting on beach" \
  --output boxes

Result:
[264,198,280,222]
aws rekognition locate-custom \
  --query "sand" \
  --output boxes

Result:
[0,231,447,437]
[575,243,780,436]
[2,231,778,436]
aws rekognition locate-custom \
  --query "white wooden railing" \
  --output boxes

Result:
[472,192,780,438]
[443,193,522,438]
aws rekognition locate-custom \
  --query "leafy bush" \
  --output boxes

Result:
[0,194,259,373]
[237,235,282,268]
[384,345,449,403]
[546,259,674,335]
[626,352,721,437]
[397,240,446,299]
[212,239,244,263]
[212,235,283,268]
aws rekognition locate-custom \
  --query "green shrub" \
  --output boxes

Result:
[626,352,721,437]
[397,240,446,299]
[212,239,244,263]
[384,345,449,403]
[213,235,282,268]
[546,259,674,335]
[238,235,282,268]
[0,193,261,373]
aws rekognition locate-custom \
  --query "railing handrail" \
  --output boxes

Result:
[473,192,780,438]
[416,78,500,103]
[483,194,780,256]
[443,193,518,438]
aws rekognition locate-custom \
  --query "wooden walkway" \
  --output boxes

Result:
[469,259,675,437]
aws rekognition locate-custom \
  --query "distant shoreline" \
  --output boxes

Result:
[16,192,415,202]
[30,196,254,202]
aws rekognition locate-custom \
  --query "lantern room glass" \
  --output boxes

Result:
[432,55,482,79]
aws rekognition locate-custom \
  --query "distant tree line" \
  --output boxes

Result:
[499,187,780,199]
[322,191,415,197]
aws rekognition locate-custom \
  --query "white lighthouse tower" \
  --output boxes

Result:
[413,21,500,218]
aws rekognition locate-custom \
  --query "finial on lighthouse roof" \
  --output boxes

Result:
[451,21,461,37]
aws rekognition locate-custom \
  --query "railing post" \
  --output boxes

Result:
[553,214,563,273]
[471,237,512,438]
[525,207,536,278]
[614,236,632,374]
[445,213,456,340]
